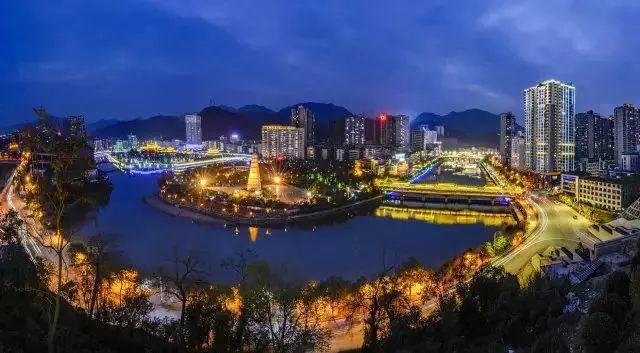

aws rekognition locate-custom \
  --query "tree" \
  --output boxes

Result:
[22,110,92,353]
[68,235,115,319]
[590,293,629,326]
[531,328,569,353]
[222,250,256,352]
[606,271,631,304]
[580,312,619,353]
[349,261,411,353]
[165,250,202,347]
[243,264,330,353]
[184,286,235,351]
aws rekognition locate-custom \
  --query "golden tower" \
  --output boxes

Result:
[246,153,262,192]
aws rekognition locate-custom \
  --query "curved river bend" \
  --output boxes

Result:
[78,172,503,283]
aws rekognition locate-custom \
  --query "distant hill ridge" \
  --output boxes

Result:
[5,105,508,147]
[91,102,353,140]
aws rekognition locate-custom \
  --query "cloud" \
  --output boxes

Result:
[478,0,625,64]
[1,0,640,124]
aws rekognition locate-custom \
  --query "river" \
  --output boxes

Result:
[77,170,505,283]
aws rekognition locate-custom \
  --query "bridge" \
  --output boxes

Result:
[94,151,252,174]
[381,153,522,207]
[379,181,521,206]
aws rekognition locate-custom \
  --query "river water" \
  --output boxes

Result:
[78,170,504,283]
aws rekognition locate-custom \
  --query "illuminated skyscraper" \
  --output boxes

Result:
[524,79,575,173]
[65,115,86,138]
[185,114,202,145]
[375,114,409,148]
[291,105,315,147]
[575,111,614,166]
[511,133,526,170]
[344,115,366,146]
[499,112,516,165]
[261,125,305,159]
[394,114,410,148]
[614,103,639,166]
[127,134,138,149]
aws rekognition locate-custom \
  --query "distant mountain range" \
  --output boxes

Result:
[91,102,353,141]
[3,104,513,147]
[412,109,522,147]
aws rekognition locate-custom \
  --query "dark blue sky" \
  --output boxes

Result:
[2,0,640,124]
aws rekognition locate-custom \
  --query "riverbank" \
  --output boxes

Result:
[145,194,384,226]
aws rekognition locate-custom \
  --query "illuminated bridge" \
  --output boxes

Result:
[378,181,523,207]
[94,151,252,174]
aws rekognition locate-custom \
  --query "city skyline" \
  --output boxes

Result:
[3,1,640,124]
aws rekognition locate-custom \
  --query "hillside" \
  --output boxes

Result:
[92,102,352,141]
[278,102,352,137]
[412,109,503,147]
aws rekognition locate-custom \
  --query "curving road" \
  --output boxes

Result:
[494,191,594,275]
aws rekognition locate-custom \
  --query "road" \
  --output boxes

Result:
[494,191,594,275]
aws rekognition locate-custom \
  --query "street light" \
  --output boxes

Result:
[274,175,282,199]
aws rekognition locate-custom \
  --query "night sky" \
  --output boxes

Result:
[2,0,640,124]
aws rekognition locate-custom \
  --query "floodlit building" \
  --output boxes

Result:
[499,112,516,165]
[261,125,305,159]
[246,153,262,192]
[524,79,575,173]
[561,173,640,211]
[291,105,315,147]
[185,114,202,145]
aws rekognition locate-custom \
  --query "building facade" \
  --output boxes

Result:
[614,103,639,167]
[375,114,409,149]
[185,114,202,145]
[524,80,575,173]
[261,125,305,159]
[344,115,366,146]
[621,152,640,172]
[499,112,516,165]
[410,126,438,152]
[510,134,526,170]
[575,111,615,168]
[329,118,345,146]
[394,114,410,149]
[561,173,640,211]
[291,105,315,147]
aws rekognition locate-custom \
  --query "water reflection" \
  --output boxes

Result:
[249,226,259,242]
[375,206,515,227]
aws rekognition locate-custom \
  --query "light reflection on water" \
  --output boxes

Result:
[79,172,504,283]
[374,206,515,227]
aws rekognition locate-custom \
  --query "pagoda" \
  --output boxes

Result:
[246,153,262,192]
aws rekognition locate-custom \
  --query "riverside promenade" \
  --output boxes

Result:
[145,194,383,226]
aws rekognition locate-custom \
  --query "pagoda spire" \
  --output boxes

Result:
[246,153,262,192]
